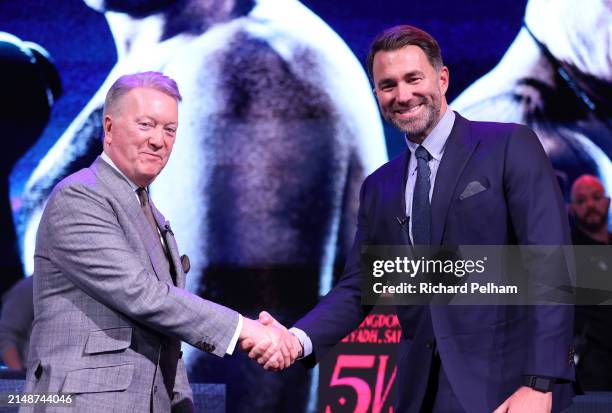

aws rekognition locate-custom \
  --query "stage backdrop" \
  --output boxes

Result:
[3,1,611,412]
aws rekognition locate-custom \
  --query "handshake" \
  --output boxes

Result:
[238,311,303,371]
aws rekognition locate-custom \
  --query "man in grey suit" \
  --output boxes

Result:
[22,71,297,412]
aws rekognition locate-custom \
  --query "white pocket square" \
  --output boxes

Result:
[459,181,487,200]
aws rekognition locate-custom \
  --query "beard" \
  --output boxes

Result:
[384,93,442,141]
[580,209,609,232]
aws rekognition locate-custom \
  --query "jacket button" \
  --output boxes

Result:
[425,340,434,349]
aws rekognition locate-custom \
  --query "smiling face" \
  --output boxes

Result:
[103,87,178,187]
[373,45,449,143]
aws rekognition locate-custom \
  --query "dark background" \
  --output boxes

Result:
[1,0,526,192]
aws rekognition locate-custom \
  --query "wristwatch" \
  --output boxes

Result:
[523,376,554,392]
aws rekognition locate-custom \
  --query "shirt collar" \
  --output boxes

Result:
[100,152,140,192]
[405,107,455,161]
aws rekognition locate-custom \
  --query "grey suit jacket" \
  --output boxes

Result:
[22,157,239,413]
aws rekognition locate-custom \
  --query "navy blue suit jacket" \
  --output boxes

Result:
[295,113,574,412]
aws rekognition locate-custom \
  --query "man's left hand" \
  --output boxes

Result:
[492,386,552,413]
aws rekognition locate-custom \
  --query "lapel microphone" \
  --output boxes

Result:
[396,216,408,226]
[164,223,174,236]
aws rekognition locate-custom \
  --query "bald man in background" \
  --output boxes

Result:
[570,175,612,391]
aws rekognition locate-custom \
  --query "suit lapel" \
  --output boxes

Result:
[385,151,412,245]
[93,157,172,284]
[150,202,184,288]
[430,113,480,245]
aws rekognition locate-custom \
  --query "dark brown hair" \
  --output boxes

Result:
[366,25,443,80]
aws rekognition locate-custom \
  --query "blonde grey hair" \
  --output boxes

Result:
[103,71,182,119]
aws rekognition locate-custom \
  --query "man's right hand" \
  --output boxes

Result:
[238,316,293,370]
[247,311,302,371]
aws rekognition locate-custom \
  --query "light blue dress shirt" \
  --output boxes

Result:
[405,108,455,242]
[293,108,457,358]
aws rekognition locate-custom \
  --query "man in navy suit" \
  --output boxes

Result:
[247,25,575,413]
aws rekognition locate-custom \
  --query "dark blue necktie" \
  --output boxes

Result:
[412,146,431,245]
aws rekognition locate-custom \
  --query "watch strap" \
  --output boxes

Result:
[523,375,554,392]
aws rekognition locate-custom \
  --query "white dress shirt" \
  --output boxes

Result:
[100,152,242,355]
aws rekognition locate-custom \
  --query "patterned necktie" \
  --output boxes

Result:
[412,146,432,245]
[136,188,161,245]
[137,187,180,397]
[136,187,177,284]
